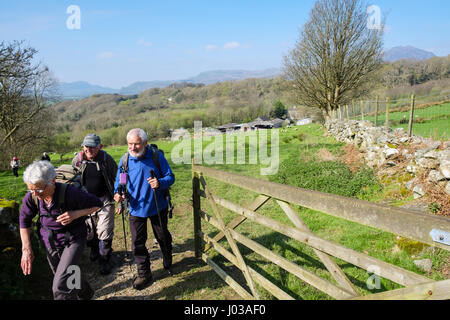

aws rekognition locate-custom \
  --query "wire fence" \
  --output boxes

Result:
[332,93,450,140]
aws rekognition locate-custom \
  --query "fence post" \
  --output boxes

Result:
[408,94,415,137]
[360,101,364,120]
[346,105,349,121]
[374,96,379,127]
[352,100,355,119]
[385,97,390,127]
[192,165,202,258]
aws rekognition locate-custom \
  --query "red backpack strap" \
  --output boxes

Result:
[76,151,84,167]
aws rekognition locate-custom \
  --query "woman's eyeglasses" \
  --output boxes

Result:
[27,185,47,194]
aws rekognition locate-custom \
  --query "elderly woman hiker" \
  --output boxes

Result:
[19,161,103,300]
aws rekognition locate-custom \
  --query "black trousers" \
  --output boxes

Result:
[129,208,172,277]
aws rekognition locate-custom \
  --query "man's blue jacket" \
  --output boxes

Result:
[114,147,175,218]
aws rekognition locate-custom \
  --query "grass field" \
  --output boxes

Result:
[363,102,450,140]
[1,123,449,300]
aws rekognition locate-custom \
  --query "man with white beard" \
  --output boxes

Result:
[114,128,175,290]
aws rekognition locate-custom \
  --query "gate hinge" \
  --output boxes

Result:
[430,229,450,246]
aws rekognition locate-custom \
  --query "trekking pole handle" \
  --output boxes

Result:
[149,170,160,210]
[149,169,160,190]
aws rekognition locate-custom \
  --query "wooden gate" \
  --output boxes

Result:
[192,165,450,300]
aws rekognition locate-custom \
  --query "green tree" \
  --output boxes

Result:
[283,0,384,121]
[272,100,287,118]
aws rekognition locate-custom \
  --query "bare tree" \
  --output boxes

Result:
[283,0,384,121]
[0,41,57,166]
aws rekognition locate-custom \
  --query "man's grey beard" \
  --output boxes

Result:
[130,148,146,158]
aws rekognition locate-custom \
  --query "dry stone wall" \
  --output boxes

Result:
[325,119,450,199]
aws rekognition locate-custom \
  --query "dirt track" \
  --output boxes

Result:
[80,240,241,300]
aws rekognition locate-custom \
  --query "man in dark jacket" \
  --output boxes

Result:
[72,134,118,275]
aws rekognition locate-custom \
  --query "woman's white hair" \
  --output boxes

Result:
[127,128,147,143]
[23,160,56,185]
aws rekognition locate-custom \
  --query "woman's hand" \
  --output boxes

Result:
[21,248,34,275]
[56,207,100,225]
[56,211,77,226]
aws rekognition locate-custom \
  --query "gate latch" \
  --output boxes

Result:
[430,229,450,246]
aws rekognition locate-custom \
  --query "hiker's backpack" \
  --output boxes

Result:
[54,164,84,190]
[32,164,88,248]
[120,144,174,218]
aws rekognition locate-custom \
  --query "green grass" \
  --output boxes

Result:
[1,124,448,300]
[363,103,450,140]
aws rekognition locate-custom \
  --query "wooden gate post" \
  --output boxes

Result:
[192,167,202,258]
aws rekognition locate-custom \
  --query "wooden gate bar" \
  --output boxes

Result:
[212,195,431,286]
[277,200,359,296]
[201,176,260,299]
[204,194,271,252]
[201,210,356,300]
[201,253,254,300]
[193,165,450,251]
[350,279,450,300]
[202,232,295,300]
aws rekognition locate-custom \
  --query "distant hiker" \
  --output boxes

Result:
[19,160,102,300]
[114,128,175,290]
[41,152,51,162]
[72,134,118,275]
[10,156,19,177]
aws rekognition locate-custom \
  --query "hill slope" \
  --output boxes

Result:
[383,46,436,62]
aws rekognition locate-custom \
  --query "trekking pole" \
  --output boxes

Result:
[149,170,171,272]
[118,184,132,270]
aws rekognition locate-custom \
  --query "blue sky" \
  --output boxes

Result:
[1,0,449,89]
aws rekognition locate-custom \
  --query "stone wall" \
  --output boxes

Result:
[325,119,450,200]
[0,200,21,250]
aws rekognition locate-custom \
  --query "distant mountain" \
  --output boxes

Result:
[58,68,281,98]
[118,80,177,95]
[57,81,117,99]
[383,46,436,63]
[186,68,281,85]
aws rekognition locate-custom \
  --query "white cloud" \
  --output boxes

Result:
[97,51,114,59]
[205,44,218,51]
[223,41,240,49]
[137,38,152,47]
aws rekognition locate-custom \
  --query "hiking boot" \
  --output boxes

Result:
[132,274,153,290]
[90,249,100,262]
[99,256,113,275]
[88,240,100,262]
[165,267,174,277]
